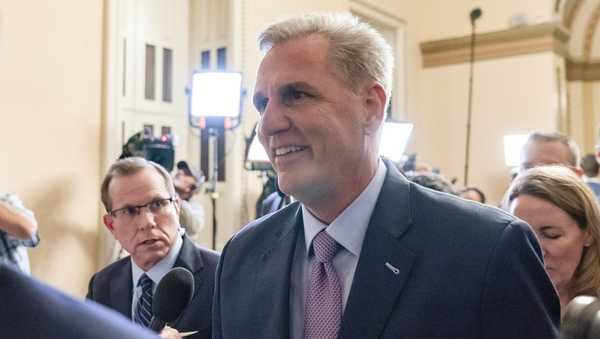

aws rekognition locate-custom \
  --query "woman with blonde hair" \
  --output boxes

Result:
[507,165,600,314]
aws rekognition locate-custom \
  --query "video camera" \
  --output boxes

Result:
[119,132,175,172]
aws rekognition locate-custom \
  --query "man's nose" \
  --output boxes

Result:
[137,208,157,230]
[260,99,291,137]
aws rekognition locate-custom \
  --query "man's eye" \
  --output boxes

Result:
[125,207,139,216]
[291,90,306,100]
[287,90,308,101]
[150,200,163,209]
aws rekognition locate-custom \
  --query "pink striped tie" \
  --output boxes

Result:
[304,230,342,339]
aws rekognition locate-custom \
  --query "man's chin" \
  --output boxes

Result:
[135,253,167,268]
[134,244,169,260]
[277,175,309,197]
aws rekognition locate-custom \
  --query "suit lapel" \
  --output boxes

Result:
[173,235,205,276]
[109,260,133,319]
[338,162,417,339]
[170,236,204,329]
[252,204,302,339]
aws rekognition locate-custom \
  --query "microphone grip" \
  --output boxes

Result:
[149,316,167,333]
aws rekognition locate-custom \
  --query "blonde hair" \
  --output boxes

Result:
[507,165,600,298]
[259,12,394,108]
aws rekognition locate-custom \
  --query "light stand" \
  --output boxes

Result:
[189,71,242,250]
[206,128,220,250]
[464,7,482,186]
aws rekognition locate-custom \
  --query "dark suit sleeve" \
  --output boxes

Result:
[481,220,560,338]
[0,264,158,339]
[86,273,96,300]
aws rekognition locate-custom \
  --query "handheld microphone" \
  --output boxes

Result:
[148,267,195,333]
[470,8,482,24]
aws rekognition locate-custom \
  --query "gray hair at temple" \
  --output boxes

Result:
[525,131,581,168]
[258,12,394,109]
[100,157,176,212]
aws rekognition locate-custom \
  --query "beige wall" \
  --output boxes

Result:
[413,53,558,202]
[0,0,103,295]
[406,1,560,203]
[363,0,560,204]
[413,0,553,40]
[568,79,600,155]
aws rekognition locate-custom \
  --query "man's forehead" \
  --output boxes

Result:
[109,168,168,198]
[256,36,331,82]
[522,140,572,165]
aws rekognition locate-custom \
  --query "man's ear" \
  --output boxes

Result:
[362,82,386,135]
[103,214,115,233]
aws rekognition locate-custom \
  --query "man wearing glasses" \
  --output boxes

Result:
[87,157,218,339]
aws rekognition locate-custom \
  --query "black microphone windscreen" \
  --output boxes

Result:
[470,8,482,23]
[152,267,195,323]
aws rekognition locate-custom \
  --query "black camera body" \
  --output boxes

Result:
[119,132,175,172]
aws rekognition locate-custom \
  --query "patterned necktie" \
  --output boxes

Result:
[134,273,154,327]
[304,230,342,339]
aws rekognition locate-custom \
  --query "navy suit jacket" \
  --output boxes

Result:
[213,163,560,338]
[87,235,218,339]
[0,264,157,339]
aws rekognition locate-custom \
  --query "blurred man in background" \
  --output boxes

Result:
[0,193,39,274]
[459,186,486,204]
[520,131,581,175]
[173,160,205,239]
[581,153,600,200]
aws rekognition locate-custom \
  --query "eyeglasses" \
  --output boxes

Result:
[110,197,175,220]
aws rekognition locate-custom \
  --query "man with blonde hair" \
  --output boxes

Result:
[213,12,559,339]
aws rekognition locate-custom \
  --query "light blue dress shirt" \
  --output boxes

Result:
[289,160,387,339]
[130,228,184,319]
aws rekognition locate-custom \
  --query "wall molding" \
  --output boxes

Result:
[563,0,583,29]
[420,22,569,68]
[567,59,600,80]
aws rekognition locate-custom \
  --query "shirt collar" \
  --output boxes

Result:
[131,228,185,287]
[586,177,600,184]
[302,160,387,257]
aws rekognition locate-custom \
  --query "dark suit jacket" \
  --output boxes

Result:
[0,264,157,339]
[213,163,560,339]
[87,235,218,339]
